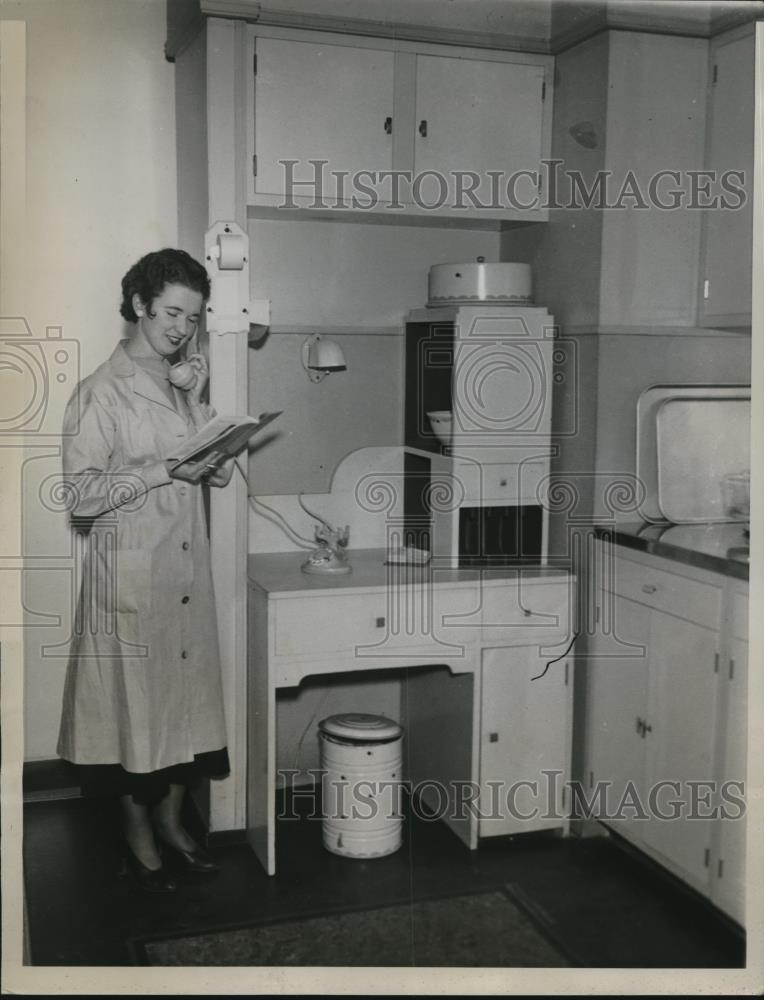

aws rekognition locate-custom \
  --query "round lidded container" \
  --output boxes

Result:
[428,259,533,306]
[318,713,404,859]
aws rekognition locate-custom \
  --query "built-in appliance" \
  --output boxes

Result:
[403,301,556,567]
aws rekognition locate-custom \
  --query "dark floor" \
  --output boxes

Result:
[22,768,745,969]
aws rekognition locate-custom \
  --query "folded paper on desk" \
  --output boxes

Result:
[168,412,281,483]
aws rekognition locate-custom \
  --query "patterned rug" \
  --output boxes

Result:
[136,888,572,967]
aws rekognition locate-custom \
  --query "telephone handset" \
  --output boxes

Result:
[168,332,204,390]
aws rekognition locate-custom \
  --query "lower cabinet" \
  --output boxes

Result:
[711,582,748,925]
[479,644,573,838]
[639,609,720,889]
[585,541,748,924]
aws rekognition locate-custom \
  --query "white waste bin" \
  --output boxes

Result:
[318,713,403,859]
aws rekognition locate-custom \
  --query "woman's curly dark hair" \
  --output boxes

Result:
[120,248,211,322]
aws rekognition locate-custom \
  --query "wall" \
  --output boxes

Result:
[5,0,178,760]
[501,31,609,328]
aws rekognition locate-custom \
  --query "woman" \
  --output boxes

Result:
[58,248,232,893]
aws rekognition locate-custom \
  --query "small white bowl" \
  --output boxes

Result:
[427,410,453,447]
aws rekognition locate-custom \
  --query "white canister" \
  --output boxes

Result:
[428,260,533,306]
[318,713,403,859]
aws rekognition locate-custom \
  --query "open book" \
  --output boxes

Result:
[168,412,281,484]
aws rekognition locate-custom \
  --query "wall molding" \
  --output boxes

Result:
[165,0,764,58]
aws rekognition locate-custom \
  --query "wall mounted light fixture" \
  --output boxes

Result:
[301,335,347,383]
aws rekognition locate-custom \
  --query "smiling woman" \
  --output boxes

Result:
[57,249,232,894]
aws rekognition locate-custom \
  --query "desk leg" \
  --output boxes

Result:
[247,587,277,875]
[403,659,481,850]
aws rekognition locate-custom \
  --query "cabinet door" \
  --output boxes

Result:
[699,29,755,326]
[714,633,747,925]
[585,594,650,841]
[641,611,720,891]
[479,646,571,837]
[253,37,394,204]
[413,55,547,212]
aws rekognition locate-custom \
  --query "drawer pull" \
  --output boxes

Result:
[641,583,658,594]
[499,478,507,487]
[375,616,385,628]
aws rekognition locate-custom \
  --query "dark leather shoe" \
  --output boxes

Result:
[160,840,220,875]
[120,844,177,894]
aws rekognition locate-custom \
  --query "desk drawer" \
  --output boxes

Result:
[480,582,571,648]
[602,556,721,629]
[274,587,479,658]
[457,461,547,503]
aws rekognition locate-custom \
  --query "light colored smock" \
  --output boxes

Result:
[57,341,228,773]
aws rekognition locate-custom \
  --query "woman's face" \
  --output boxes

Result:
[132,283,204,359]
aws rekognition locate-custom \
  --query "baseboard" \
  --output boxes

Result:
[23,759,81,803]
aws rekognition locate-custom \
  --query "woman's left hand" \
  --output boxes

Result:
[184,353,209,405]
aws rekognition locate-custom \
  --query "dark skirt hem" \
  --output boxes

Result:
[68,747,230,806]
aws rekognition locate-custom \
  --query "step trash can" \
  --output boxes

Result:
[318,713,404,859]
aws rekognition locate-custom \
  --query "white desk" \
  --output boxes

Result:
[247,548,574,875]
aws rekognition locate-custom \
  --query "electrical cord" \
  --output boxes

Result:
[234,458,315,549]
[292,688,331,778]
[530,631,579,682]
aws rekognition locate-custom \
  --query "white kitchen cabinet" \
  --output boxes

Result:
[699,25,755,328]
[479,645,572,838]
[585,592,650,841]
[248,27,553,220]
[412,54,547,213]
[586,540,748,923]
[252,35,395,205]
[711,583,748,925]
[640,610,720,889]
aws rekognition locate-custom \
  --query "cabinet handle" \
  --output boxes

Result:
[641,583,657,594]
[729,658,735,679]
[635,717,651,738]
[384,116,393,135]
[418,119,428,138]
[489,732,499,743]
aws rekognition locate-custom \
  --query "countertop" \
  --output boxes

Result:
[248,548,572,597]
[594,522,749,581]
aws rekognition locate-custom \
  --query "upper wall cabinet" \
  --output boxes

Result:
[247,28,554,223]
[698,25,755,329]
[411,54,547,212]
[252,36,395,206]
